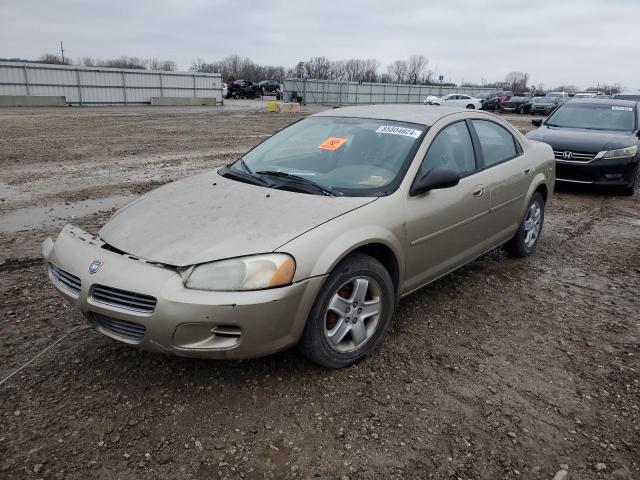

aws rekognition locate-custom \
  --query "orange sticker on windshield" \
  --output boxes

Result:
[318,137,347,151]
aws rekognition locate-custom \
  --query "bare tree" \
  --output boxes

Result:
[407,55,428,84]
[585,83,623,95]
[147,58,176,71]
[552,84,579,93]
[38,53,71,65]
[504,72,529,93]
[387,60,408,84]
[304,57,332,79]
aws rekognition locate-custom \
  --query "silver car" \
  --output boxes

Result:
[43,105,555,368]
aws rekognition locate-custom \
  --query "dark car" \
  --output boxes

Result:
[475,92,493,106]
[227,80,262,99]
[526,99,640,195]
[614,90,640,101]
[529,96,561,115]
[482,91,513,111]
[257,80,281,96]
[500,96,532,114]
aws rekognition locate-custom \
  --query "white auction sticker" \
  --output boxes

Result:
[376,125,423,138]
[612,106,633,111]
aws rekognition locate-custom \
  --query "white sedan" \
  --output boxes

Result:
[424,94,482,109]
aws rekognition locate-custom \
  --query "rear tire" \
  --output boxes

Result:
[298,253,395,368]
[466,104,475,109]
[504,192,545,257]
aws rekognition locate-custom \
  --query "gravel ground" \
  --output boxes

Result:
[0,102,638,480]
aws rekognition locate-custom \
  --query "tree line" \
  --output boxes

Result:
[1,53,178,71]
[3,52,623,94]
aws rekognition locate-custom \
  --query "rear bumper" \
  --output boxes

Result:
[555,156,639,188]
[42,225,325,359]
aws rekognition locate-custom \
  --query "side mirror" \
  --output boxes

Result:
[410,168,460,196]
[532,119,543,127]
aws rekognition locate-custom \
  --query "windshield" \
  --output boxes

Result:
[226,116,426,196]
[546,93,563,98]
[533,97,554,103]
[508,97,526,102]
[546,103,636,131]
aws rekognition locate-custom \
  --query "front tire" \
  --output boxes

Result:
[504,192,545,257]
[620,170,638,196]
[466,104,475,109]
[298,253,395,368]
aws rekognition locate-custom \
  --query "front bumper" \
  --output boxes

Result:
[555,156,639,188]
[42,225,326,359]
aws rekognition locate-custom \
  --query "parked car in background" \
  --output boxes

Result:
[226,80,261,99]
[500,95,532,114]
[425,94,482,109]
[527,99,639,195]
[42,104,554,368]
[614,90,640,101]
[257,80,281,96]
[482,91,513,111]
[545,91,570,101]
[530,96,562,115]
[574,92,597,98]
[222,83,228,99]
[475,93,494,106]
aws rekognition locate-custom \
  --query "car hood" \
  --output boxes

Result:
[99,170,376,266]
[526,126,637,152]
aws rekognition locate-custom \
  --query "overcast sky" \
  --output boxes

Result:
[1,0,637,89]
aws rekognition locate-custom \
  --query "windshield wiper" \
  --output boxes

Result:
[222,163,268,187]
[237,158,254,174]
[256,170,341,197]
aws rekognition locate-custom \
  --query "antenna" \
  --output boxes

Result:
[60,41,65,63]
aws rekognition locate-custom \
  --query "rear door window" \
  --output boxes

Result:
[471,120,519,167]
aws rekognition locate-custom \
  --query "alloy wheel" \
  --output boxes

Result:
[523,202,542,248]
[324,276,382,353]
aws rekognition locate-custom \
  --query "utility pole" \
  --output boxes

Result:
[60,41,65,63]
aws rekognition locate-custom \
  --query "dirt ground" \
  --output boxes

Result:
[0,102,638,480]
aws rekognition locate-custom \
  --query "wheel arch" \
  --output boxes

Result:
[344,242,401,300]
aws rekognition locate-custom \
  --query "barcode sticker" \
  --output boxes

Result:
[376,125,423,138]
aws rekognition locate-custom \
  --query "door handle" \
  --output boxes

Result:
[524,168,533,175]
[472,185,485,197]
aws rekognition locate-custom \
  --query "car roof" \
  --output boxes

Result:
[312,104,491,127]
[566,98,639,107]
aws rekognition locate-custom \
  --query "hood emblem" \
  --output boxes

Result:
[88,260,103,274]
[562,151,573,160]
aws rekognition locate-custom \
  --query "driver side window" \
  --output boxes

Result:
[419,121,476,177]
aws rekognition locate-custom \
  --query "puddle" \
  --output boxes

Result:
[0,195,136,233]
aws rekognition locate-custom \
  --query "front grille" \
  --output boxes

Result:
[49,264,81,294]
[93,313,146,341]
[553,150,597,162]
[91,284,157,313]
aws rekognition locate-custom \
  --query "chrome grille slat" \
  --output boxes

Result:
[49,264,81,294]
[91,284,157,313]
[553,150,597,162]
[93,313,146,341]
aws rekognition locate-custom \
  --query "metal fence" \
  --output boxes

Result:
[0,62,223,104]
[283,78,496,105]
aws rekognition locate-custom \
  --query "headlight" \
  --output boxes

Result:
[184,254,296,291]
[601,145,638,159]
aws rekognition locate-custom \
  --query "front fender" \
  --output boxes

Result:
[277,197,406,287]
